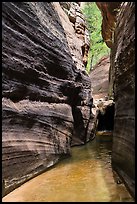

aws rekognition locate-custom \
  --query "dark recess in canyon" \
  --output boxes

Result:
[97,104,114,131]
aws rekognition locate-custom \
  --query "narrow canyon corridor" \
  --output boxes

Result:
[2,139,133,202]
[2,2,135,202]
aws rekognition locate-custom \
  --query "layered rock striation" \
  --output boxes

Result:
[60,2,90,68]
[111,2,135,198]
[97,2,135,198]
[2,2,92,196]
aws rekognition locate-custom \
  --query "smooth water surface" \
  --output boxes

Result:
[2,139,133,202]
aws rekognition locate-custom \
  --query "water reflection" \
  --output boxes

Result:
[2,139,133,202]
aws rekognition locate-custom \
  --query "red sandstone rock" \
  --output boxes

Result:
[96,2,121,48]
[2,2,93,196]
[97,2,135,198]
[89,56,110,100]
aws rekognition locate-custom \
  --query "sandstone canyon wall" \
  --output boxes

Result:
[2,2,92,196]
[59,2,90,68]
[3,1,135,199]
[111,3,135,198]
[97,2,135,198]
[89,55,110,100]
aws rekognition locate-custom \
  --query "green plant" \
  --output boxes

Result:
[82,2,110,73]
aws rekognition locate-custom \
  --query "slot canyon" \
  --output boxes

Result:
[2,2,135,202]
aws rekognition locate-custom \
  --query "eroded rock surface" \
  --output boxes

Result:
[97,2,135,198]
[89,56,113,139]
[2,2,93,196]
[60,2,90,68]
[96,2,121,48]
[2,98,73,194]
[111,2,135,198]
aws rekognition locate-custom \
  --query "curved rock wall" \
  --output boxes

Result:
[2,2,92,196]
[97,2,135,198]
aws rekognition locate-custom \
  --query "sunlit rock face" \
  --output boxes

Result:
[60,2,90,68]
[96,2,121,48]
[89,56,114,139]
[89,56,110,100]
[97,2,135,198]
[2,2,92,196]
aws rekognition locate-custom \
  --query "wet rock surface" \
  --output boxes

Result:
[2,2,92,196]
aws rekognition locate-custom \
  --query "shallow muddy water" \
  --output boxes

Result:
[2,139,133,202]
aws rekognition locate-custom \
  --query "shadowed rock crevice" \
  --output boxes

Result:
[97,104,115,131]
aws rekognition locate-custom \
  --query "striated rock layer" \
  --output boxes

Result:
[111,2,135,198]
[2,98,73,193]
[2,2,93,196]
[97,2,135,198]
[59,2,90,68]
